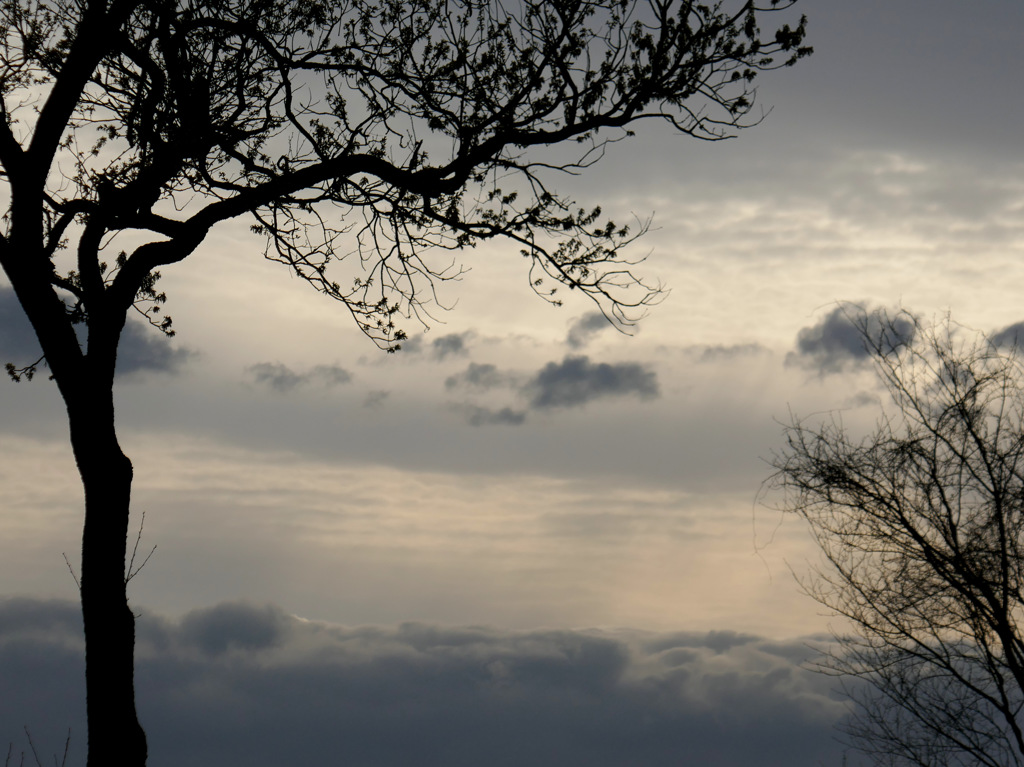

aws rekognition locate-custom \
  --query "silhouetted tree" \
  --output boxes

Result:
[770,311,1024,767]
[0,0,809,764]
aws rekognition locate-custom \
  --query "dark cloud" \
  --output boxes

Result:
[178,602,290,655]
[566,312,615,349]
[247,362,352,392]
[786,306,916,374]
[430,332,471,360]
[0,598,855,767]
[116,321,194,378]
[445,356,658,426]
[0,286,192,380]
[990,321,1024,349]
[445,363,517,392]
[455,404,527,427]
[526,356,659,409]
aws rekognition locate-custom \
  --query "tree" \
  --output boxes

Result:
[0,0,809,764]
[769,310,1024,767]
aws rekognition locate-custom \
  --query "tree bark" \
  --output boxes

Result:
[67,386,147,767]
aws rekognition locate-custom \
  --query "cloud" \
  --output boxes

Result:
[444,356,658,426]
[453,404,527,427]
[693,343,770,363]
[247,362,352,392]
[178,602,290,655]
[566,312,615,349]
[786,306,916,374]
[990,321,1024,349]
[0,598,853,767]
[397,332,473,361]
[0,286,192,380]
[430,332,471,360]
[363,390,390,408]
[116,321,194,378]
[526,356,659,409]
[396,335,424,355]
[444,363,518,392]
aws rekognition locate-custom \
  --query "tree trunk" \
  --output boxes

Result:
[68,388,147,767]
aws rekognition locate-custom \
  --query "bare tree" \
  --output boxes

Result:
[0,0,809,764]
[769,310,1024,767]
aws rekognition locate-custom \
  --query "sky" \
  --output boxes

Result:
[2,1,1023,765]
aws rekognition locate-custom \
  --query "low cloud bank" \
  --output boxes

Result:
[1,598,852,767]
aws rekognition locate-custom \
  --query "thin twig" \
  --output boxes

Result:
[22,729,41,767]
[57,729,70,767]
[61,554,80,591]
[126,511,156,584]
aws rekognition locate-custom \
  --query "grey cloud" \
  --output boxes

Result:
[178,602,290,656]
[526,355,659,409]
[310,364,353,386]
[398,332,472,361]
[0,286,192,380]
[247,362,352,392]
[990,321,1024,349]
[396,335,423,354]
[1,598,855,767]
[430,332,471,360]
[363,390,390,408]
[786,306,916,375]
[116,321,194,378]
[694,343,770,363]
[456,404,527,427]
[566,312,615,349]
[247,362,304,392]
[445,356,658,427]
[644,629,760,655]
[444,362,518,392]
[843,391,882,409]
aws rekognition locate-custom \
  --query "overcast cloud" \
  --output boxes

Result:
[1,598,854,767]
[2,2,1022,764]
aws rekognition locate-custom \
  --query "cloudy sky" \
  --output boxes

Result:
[2,1,1023,764]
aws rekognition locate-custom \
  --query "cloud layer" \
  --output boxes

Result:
[1,598,853,767]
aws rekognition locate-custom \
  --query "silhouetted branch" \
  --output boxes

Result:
[769,310,1024,766]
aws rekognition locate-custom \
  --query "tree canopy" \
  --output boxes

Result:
[770,311,1024,767]
[1,0,809,368]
